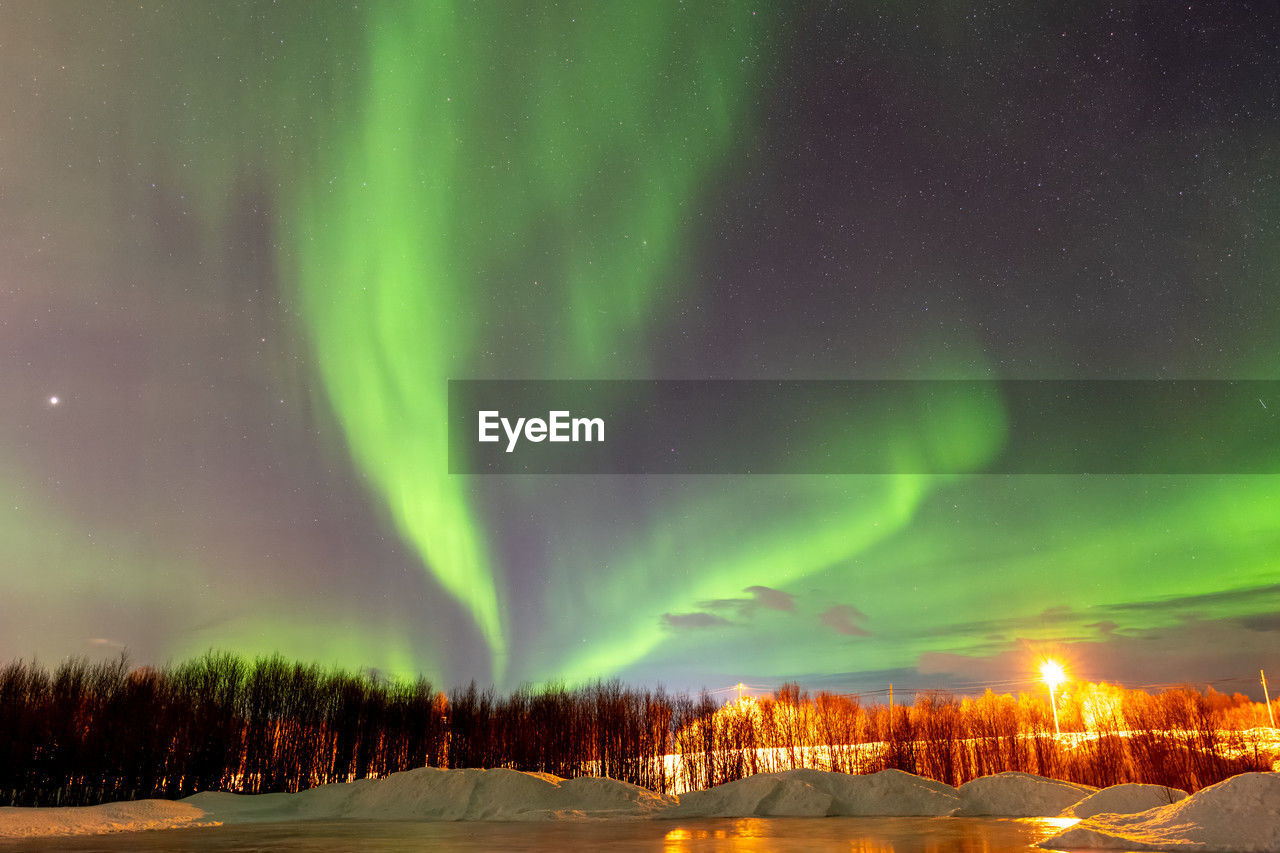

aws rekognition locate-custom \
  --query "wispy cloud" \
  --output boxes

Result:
[698,585,796,618]
[820,604,870,636]
[744,585,796,612]
[663,585,798,634]
[662,611,733,631]
[918,614,1280,691]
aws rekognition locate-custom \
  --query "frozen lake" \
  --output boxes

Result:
[1,816,1090,852]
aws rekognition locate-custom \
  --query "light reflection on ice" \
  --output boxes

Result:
[657,816,1075,852]
[1019,816,1081,831]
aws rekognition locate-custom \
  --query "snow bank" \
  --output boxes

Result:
[6,768,1273,846]
[1040,771,1280,852]
[0,768,675,838]
[954,771,1095,816]
[340,767,676,820]
[0,800,217,839]
[1061,782,1187,818]
[666,768,960,818]
[189,767,676,823]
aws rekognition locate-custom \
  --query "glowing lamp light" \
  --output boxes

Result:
[1039,659,1067,737]
[1039,659,1067,689]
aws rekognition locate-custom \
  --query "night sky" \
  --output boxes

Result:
[3,1,1279,696]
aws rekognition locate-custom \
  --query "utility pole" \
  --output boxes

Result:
[1039,660,1067,738]
[1263,670,1276,729]
[737,682,745,704]
[1048,682,1061,737]
[888,683,894,737]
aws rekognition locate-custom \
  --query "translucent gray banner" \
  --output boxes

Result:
[447,380,1280,474]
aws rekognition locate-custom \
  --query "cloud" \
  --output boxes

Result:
[909,583,1280,655]
[1236,612,1280,632]
[820,604,870,636]
[662,611,733,631]
[698,585,796,618]
[894,584,1280,647]
[1109,583,1280,614]
[664,586,796,636]
[744,586,795,612]
[917,614,1280,696]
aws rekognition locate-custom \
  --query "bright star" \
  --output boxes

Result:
[49,396,59,406]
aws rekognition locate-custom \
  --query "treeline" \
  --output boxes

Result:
[0,653,445,807]
[678,682,1275,794]
[0,652,1274,807]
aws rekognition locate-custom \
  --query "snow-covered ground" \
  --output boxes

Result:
[665,767,959,817]
[0,799,219,838]
[1061,782,1187,819]
[2,767,1278,852]
[1039,771,1280,852]
[953,770,1096,817]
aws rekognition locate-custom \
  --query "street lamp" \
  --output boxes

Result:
[1040,659,1067,737]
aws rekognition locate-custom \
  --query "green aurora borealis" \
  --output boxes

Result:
[291,2,767,676]
[3,2,1279,695]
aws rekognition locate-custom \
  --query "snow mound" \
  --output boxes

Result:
[666,771,833,817]
[666,768,959,818]
[345,767,675,820]
[0,768,676,838]
[189,767,675,823]
[0,799,216,839]
[1061,782,1187,818]
[954,771,1095,816]
[1040,772,1280,852]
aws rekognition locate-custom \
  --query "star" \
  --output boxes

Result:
[48,396,59,406]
